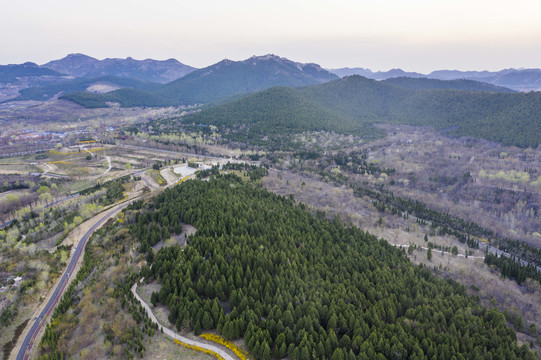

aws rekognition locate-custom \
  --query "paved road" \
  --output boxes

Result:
[16,202,130,360]
[131,282,237,360]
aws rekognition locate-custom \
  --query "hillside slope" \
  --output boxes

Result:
[382,77,515,93]
[186,86,379,136]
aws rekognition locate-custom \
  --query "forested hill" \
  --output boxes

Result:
[184,86,382,136]
[130,175,536,360]
[381,77,515,93]
[188,75,541,148]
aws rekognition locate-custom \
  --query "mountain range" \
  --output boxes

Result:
[62,55,340,107]
[61,64,516,109]
[1,53,540,105]
[328,67,541,92]
[155,55,338,104]
[42,53,195,83]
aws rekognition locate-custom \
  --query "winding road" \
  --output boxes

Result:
[131,281,237,360]
[15,202,131,360]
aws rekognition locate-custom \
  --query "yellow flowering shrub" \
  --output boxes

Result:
[49,149,79,155]
[48,160,71,164]
[173,338,225,360]
[200,333,250,360]
[178,175,190,184]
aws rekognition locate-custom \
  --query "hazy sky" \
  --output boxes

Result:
[2,0,541,72]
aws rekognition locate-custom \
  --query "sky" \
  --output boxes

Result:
[1,0,541,72]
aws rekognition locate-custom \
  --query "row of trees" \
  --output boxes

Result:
[485,253,541,285]
[130,174,535,359]
[79,174,131,205]
[353,183,541,271]
[197,163,269,181]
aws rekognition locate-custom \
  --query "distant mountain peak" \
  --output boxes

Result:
[212,55,328,72]
[65,53,96,59]
[242,54,328,74]
[248,54,283,61]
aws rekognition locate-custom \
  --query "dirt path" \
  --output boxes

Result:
[41,163,53,175]
[103,156,112,175]
[132,281,237,360]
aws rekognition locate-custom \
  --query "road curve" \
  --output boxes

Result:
[16,202,130,360]
[131,282,237,360]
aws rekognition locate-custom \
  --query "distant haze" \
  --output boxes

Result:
[1,0,541,72]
